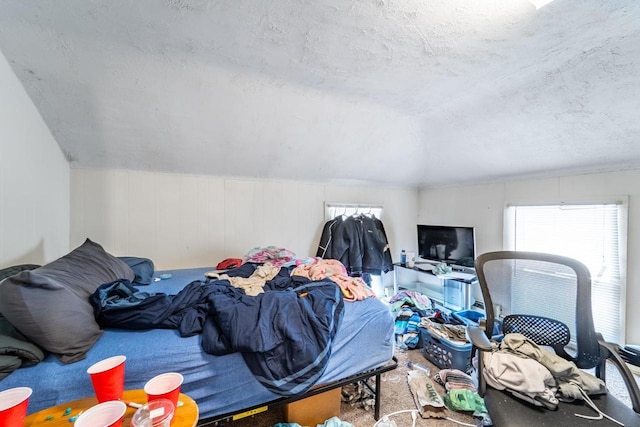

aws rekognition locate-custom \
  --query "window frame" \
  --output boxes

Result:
[503,198,628,345]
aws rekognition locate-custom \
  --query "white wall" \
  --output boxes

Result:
[419,170,640,345]
[70,168,417,280]
[0,50,69,268]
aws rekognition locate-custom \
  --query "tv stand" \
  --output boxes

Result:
[450,265,476,274]
[390,263,477,311]
[415,258,440,265]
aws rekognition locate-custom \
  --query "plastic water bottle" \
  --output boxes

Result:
[407,361,431,376]
[401,249,406,266]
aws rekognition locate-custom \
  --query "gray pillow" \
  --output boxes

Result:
[0,239,134,363]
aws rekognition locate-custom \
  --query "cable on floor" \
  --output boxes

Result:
[373,409,476,427]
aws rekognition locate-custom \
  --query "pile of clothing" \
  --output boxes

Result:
[90,260,346,396]
[418,313,468,344]
[434,368,492,425]
[483,333,622,424]
[406,364,491,425]
[389,291,432,349]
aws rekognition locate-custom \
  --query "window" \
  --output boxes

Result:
[505,201,628,344]
[324,202,383,222]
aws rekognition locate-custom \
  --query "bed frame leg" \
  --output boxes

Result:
[374,373,382,420]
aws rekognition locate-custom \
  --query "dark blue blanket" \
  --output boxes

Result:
[90,273,344,396]
[202,280,344,395]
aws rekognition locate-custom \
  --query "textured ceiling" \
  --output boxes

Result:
[1,0,640,188]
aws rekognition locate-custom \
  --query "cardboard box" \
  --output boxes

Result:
[283,388,341,426]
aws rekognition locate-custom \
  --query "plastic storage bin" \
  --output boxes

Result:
[419,327,473,373]
[452,309,485,326]
[453,310,503,335]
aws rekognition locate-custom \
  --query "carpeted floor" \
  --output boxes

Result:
[226,348,476,427]
[339,349,477,427]
[224,347,640,427]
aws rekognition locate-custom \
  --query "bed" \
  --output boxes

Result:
[0,240,396,423]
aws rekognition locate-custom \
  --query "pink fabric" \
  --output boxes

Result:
[292,259,376,301]
[243,246,296,267]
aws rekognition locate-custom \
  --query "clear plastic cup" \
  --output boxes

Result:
[131,399,175,427]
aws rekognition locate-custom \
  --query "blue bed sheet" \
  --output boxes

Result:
[1,267,394,419]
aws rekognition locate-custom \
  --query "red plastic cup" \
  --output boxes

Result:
[0,387,32,426]
[87,355,126,402]
[74,400,127,427]
[144,372,183,412]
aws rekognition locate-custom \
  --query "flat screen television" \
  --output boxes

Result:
[417,224,476,268]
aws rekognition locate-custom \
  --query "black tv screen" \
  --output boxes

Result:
[417,224,476,267]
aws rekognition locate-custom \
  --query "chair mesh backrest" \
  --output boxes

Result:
[475,251,602,369]
[502,314,570,347]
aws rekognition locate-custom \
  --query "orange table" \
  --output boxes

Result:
[24,390,198,427]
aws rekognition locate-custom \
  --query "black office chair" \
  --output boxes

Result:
[468,251,640,426]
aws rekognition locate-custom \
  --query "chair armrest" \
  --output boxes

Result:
[467,325,493,396]
[467,325,492,351]
[620,345,640,366]
[599,339,640,414]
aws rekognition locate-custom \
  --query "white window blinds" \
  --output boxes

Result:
[505,201,628,344]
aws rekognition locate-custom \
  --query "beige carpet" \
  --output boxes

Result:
[339,349,477,427]
[222,347,640,427]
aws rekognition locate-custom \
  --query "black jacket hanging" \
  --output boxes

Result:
[316,214,393,276]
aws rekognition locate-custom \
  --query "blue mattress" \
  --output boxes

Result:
[1,267,395,419]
